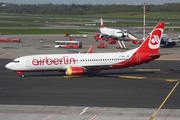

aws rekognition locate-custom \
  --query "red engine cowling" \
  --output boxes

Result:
[66,67,85,75]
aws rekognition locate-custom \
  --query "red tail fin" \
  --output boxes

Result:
[136,22,164,54]
[100,16,104,28]
[87,45,94,53]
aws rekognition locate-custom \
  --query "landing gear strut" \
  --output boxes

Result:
[16,71,25,78]
[87,70,94,77]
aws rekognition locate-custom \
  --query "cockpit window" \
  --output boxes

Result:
[12,60,20,63]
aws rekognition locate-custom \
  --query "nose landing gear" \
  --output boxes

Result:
[16,71,25,78]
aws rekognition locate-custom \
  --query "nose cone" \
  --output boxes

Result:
[5,63,12,70]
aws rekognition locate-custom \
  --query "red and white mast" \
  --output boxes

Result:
[141,2,149,40]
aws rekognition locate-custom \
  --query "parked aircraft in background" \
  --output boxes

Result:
[133,33,180,47]
[97,16,137,49]
[5,22,164,77]
[99,16,137,40]
[99,16,126,38]
[160,34,180,47]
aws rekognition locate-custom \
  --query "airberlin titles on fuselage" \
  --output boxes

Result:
[32,56,76,66]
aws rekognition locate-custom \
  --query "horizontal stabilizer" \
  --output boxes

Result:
[148,54,160,57]
[149,52,173,57]
[160,53,173,55]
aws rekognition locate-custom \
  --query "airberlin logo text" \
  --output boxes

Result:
[32,56,76,66]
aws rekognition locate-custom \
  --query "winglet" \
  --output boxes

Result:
[100,16,104,28]
[87,45,94,53]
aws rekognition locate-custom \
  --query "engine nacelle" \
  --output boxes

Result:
[66,66,85,75]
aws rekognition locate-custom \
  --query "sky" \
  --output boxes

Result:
[0,0,180,5]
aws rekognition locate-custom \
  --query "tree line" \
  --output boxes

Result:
[0,3,180,15]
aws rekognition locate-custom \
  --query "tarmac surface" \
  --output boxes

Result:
[0,59,180,120]
[0,33,180,119]
[0,33,180,60]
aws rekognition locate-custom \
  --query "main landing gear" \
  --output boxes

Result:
[88,71,94,77]
[87,69,100,77]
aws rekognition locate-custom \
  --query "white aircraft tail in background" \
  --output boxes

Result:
[100,16,104,28]
[99,16,123,38]
[5,22,164,77]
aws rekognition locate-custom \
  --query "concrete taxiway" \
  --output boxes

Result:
[0,33,180,60]
[0,59,180,119]
[0,33,180,120]
[0,105,179,120]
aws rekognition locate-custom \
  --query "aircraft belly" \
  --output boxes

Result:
[26,64,65,71]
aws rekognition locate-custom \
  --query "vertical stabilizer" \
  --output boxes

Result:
[136,22,164,54]
[100,16,104,28]
[87,45,94,53]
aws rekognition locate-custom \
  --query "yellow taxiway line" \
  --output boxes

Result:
[63,75,88,78]
[149,81,179,120]
[166,79,179,82]
[119,76,146,79]
[135,69,161,72]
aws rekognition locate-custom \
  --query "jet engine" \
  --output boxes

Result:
[66,66,86,75]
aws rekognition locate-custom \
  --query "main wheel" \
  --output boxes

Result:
[88,70,94,77]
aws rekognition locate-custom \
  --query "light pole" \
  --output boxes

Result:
[141,2,149,40]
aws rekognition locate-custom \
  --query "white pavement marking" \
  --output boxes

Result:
[79,107,89,115]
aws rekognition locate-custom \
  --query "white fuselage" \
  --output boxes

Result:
[100,27,123,38]
[5,48,137,72]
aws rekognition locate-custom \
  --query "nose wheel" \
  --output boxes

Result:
[16,71,25,78]
[21,74,25,78]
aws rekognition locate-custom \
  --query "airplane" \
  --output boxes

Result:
[99,16,127,38]
[97,16,137,49]
[160,34,180,47]
[5,22,164,77]
[133,33,180,48]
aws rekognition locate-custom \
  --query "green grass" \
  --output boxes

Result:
[0,27,179,35]
[0,23,44,27]
[78,21,180,27]
[0,29,97,34]
[0,16,92,23]
[0,12,180,34]
[77,12,180,21]
[1,12,180,22]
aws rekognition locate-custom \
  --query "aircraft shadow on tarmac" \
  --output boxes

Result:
[17,71,157,78]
